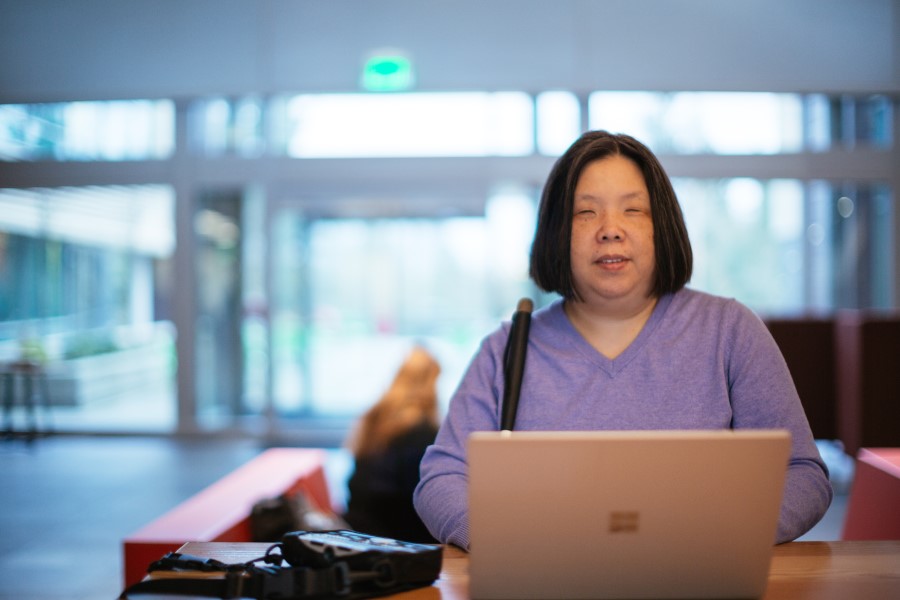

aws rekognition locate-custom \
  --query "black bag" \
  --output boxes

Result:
[119,529,443,600]
[279,530,443,593]
[250,493,350,542]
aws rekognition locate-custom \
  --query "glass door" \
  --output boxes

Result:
[268,189,539,425]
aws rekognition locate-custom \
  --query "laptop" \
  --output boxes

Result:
[467,429,790,599]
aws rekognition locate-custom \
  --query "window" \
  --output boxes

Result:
[1,90,894,434]
[0,100,174,161]
[676,178,806,314]
[590,91,804,154]
[536,91,581,155]
[270,189,537,417]
[0,186,175,255]
[0,185,176,430]
[277,92,534,158]
[805,94,894,151]
[189,96,265,157]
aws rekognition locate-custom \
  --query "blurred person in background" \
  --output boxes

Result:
[343,346,441,542]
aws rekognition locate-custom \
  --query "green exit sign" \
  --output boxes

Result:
[362,53,414,92]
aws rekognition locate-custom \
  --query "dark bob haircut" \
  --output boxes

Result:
[529,130,693,300]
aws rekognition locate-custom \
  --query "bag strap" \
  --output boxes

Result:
[119,557,352,599]
[118,549,427,599]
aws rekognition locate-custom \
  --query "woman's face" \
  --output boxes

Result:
[569,154,656,308]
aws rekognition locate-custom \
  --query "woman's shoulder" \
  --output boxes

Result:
[665,288,765,333]
[482,297,568,347]
[671,287,754,315]
[529,297,570,330]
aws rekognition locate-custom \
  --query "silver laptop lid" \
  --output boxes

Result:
[468,429,790,599]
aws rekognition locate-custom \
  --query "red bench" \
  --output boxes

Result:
[842,447,900,540]
[122,448,331,587]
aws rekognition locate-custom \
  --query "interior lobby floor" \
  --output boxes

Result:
[0,434,852,600]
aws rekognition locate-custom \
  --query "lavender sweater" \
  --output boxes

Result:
[413,289,832,548]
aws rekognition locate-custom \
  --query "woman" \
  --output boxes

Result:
[344,346,441,543]
[413,131,832,549]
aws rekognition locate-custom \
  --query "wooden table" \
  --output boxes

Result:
[129,540,900,599]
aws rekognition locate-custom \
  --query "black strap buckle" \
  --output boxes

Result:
[252,563,351,599]
[255,568,293,599]
[305,563,352,598]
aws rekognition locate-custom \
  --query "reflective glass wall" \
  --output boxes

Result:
[0,184,177,430]
[0,91,895,436]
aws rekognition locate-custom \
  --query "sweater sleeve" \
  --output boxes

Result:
[724,300,833,543]
[413,331,505,549]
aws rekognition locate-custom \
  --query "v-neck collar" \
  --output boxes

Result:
[556,293,675,377]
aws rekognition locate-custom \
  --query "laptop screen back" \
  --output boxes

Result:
[468,429,790,599]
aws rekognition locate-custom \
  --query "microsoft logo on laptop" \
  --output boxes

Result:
[609,511,640,533]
